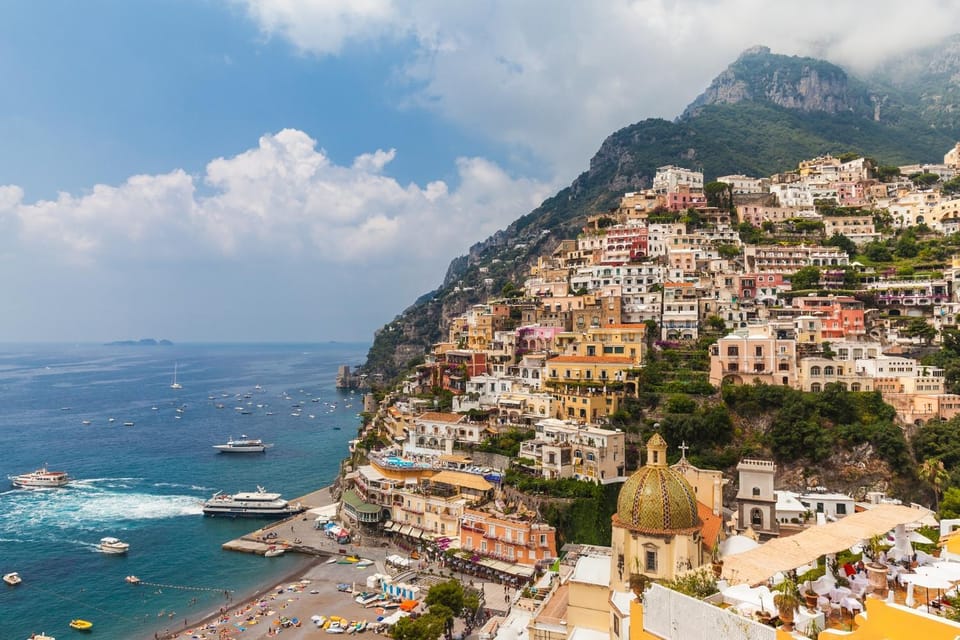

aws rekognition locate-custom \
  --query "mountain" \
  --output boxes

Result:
[361,40,960,382]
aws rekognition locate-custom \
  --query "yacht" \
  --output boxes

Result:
[202,486,303,518]
[170,363,182,390]
[98,537,130,554]
[212,435,273,453]
[3,571,21,586]
[9,466,70,489]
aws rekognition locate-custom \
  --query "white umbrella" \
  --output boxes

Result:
[932,562,960,579]
[901,572,955,606]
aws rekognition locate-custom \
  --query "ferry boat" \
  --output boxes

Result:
[9,466,70,489]
[212,435,273,453]
[202,486,303,518]
[98,537,130,554]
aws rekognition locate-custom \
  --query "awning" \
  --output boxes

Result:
[722,504,932,585]
[399,525,413,536]
[384,520,395,529]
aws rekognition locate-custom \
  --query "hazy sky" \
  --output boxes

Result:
[1,1,958,342]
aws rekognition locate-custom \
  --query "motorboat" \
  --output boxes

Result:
[123,422,135,427]
[202,486,304,518]
[264,545,285,557]
[28,633,56,640]
[125,575,141,584]
[68,620,93,631]
[98,537,129,554]
[9,466,70,489]
[212,435,273,453]
[4,572,22,586]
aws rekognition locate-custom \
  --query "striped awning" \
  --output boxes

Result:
[399,525,413,536]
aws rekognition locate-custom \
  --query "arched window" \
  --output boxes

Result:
[851,383,861,392]
[751,508,763,528]
[811,383,822,392]
[824,366,835,376]
[810,366,821,376]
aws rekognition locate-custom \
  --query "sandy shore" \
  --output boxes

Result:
[155,557,394,640]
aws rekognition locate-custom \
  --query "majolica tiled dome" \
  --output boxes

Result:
[615,434,701,534]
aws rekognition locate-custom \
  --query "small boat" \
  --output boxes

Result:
[264,546,285,557]
[81,420,91,426]
[170,363,182,390]
[99,537,130,554]
[123,422,134,427]
[27,633,56,640]
[125,575,141,584]
[68,620,93,631]
[3,572,22,586]
[108,417,115,423]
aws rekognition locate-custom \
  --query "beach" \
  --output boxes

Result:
[157,555,394,640]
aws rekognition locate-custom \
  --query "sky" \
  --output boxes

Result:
[2,0,959,343]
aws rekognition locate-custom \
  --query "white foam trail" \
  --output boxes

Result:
[0,485,204,535]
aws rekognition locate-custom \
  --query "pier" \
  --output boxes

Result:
[221,486,354,558]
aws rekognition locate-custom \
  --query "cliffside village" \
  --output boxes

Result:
[341,144,960,639]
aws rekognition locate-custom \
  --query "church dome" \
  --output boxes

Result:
[615,434,701,534]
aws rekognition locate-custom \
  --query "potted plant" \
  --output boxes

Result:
[773,577,802,632]
[863,534,889,596]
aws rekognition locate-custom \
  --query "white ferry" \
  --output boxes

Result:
[202,486,303,518]
[212,435,273,453]
[9,466,70,489]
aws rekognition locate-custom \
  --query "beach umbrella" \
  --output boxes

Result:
[909,530,934,544]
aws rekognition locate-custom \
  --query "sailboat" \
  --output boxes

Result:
[170,363,183,390]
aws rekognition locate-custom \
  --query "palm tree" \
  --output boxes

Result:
[920,458,950,512]
[773,577,802,632]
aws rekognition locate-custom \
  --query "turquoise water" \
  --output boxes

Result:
[0,342,368,639]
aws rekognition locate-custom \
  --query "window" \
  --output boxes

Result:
[755,346,763,357]
[645,550,657,572]
[751,508,763,528]
[727,346,739,356]
[836,503,847,515]
[752,487,760,497]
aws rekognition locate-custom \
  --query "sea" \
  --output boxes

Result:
[0,342,369,639]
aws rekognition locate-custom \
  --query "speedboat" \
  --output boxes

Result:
[28,633,56,640]
[264,545,285,557]
[9,466,70,489]
[202,486,304,518]
[125,575,141,584]
[98,537,130,554]
[213,435,273,453]
[3,572,22,586]
[68,619,93,631]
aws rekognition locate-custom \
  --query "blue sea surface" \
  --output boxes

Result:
[0,342,368,639]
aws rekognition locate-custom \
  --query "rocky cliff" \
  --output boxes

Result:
[683,46,869,118]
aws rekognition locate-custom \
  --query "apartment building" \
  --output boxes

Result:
[708,325,798,387]
[460,509,558,566]
[518,418,626,484]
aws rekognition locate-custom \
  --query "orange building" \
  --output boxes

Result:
[460,508,557,566]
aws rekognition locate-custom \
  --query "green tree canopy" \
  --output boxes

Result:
[788,266,821,291]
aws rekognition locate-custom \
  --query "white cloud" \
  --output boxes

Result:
[240,0,960,182]
[0,129,551,269]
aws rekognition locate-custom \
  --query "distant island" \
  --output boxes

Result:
[104,339,174,346]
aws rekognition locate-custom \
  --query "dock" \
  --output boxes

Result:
[221,486,353,557]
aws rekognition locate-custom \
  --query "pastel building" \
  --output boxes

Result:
[709,325,798,387]
[460,508,557,566]
[518,418,627,484]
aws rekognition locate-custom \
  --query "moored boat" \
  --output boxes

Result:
[68,619,93,631]
[202,486,303,518]
[98,537,129,554]
[213,432,273,453]
[28,633,56,640]
[9,466,70,489]
[4,571,22,586]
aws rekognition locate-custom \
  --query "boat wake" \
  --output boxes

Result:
[0,479,203,535]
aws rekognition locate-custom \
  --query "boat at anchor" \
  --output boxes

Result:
[213,435,273,453]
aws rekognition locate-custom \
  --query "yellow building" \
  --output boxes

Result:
[610,435,707,591]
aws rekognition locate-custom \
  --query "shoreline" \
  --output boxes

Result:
[148,555,320,640]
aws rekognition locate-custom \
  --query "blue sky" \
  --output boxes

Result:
[0,1,957,343]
